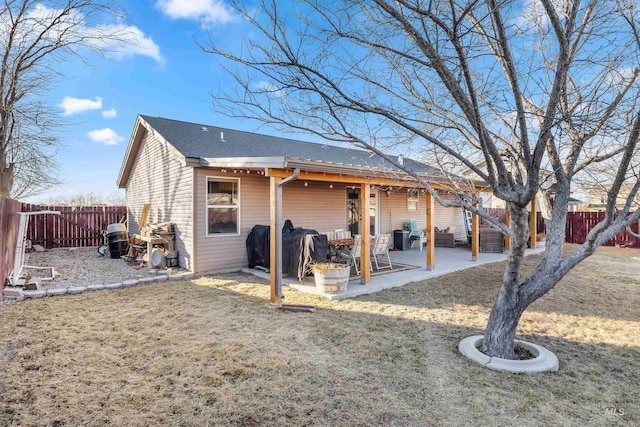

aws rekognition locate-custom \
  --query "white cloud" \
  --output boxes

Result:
[101,108,118,118]
[59,96,103,116]
[256,81,285,98]
[95,24,164,64]
[87,128,123,146]
[19,3,163,64]
[513,0,571,31]
[156,0,234,25]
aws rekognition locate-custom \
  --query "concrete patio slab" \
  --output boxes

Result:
[244,245,545,300]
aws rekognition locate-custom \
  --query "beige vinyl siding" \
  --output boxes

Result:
[194,171,349,273]
[434,200,466,241]
[124,129,194,270]
[194,173,469,271]
[195,170,269,272]
[379,191,466,242]
[379,190,426,234]
[281,181,347,233]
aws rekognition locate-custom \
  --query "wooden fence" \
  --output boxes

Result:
[1,197,22,289]
[20,203,127,249]
[486,208,640,248]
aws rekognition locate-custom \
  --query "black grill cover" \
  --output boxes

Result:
[246,225,270,268]
[246,221,328,280]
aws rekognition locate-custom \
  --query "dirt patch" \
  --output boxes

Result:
[21,247,184,289]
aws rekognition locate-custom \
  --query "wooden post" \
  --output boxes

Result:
[504,203,511,250]
[471,204,479,261]
[360,183,371,284]
[530,197,537,249]
[426,191,435,271]
[269,176,282,304]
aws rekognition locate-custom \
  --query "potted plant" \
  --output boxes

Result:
[312,262,350,294]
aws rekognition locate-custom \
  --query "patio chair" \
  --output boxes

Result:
[340,234,372,275]
[407,220,425,249]
[371,234,392,270]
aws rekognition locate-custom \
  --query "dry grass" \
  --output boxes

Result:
[0,244,638,426]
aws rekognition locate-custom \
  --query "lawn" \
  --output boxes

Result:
[0,245,638,426]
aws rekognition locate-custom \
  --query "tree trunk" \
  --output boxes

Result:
[482,291,526,359]
[482,203,529,359]
[0,160,14,197]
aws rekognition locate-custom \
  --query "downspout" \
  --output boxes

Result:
[275,168,300,299]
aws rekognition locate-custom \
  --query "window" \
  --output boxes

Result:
[207,177,239,235]
[407,189,419,211]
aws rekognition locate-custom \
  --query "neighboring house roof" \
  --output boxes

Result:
[117,115,445,188]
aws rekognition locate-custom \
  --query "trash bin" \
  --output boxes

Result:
[108,231,129,259]
[394,229,410,251]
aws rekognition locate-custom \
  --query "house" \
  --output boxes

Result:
[117,115,484,298]
[462,159,587,213]
[587,184,639,212]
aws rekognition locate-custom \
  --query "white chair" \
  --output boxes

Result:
[371,234,393,270]
[419,230,426,251]
[341,234,372,275]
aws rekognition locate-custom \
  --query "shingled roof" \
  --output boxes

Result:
[118,115,444,187]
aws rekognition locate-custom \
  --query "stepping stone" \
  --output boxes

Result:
[67,286,87,294]
[87,284,105,291]
[46,288,68,296]
[3,287,23,298]
[122,279,139,288]
[23,290,46,299]
[105,282,123,290]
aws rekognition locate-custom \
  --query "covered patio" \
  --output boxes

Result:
[246,244,546,300]
[264,167,540,303]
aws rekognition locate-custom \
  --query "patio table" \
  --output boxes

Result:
[327,238,354,263]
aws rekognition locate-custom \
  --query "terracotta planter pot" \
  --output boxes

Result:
[312,263,350,294]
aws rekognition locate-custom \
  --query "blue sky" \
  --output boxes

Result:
[24,0,280,203]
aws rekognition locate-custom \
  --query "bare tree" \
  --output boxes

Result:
[205,0,640,359]
[0,0,137,198]
[44,190,123,206]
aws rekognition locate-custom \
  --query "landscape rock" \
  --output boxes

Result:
[122,279,139,288]
[23,290,46,299]
[3,287,24,298]
[46,288,68,296]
